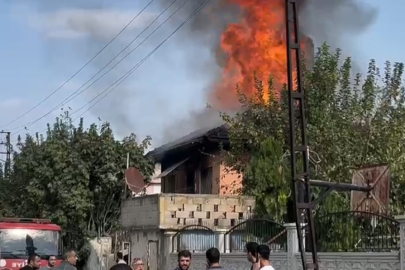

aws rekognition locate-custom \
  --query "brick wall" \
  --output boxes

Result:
[120,194,255,229]
[219,164,242,195]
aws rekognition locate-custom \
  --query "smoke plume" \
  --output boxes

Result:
[158,0,377,144]
[22,0,377,147]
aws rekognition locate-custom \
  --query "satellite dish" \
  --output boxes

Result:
[125,167,146,193]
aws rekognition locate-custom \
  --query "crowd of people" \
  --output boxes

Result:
[110,241,275,270]
[20,249,78,270]
[18,241,275,270]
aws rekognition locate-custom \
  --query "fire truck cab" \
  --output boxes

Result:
[0,218,62,270]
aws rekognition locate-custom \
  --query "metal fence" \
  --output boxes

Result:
[173,219,287,253]
[173,225,218,253]
[304,211,400,252]
[226,219,287,252]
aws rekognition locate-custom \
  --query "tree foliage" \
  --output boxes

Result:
[0,111,154,254]
[221,43,405,222]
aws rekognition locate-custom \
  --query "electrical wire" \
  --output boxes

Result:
[71,0,211,121]
[0,0,154,129]
[13,0,210,138]
[6,0,178,133]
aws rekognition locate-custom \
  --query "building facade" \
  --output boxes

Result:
[146,125,241,195]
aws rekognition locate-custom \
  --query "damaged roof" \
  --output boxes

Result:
[146,124,229,161]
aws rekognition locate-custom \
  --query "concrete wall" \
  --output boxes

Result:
[167,252,400,270]
[84,237,113,270]
[169,253,287,270]
[129,230,161,267]
[121,194,160,229]
[121,214,405,270]
[121,194,255,230]
[165,221,404,270]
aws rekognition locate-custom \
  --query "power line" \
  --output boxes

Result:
[14,0,210,139]
[13,0,210,139]
[71,0,211,121]
[7,0,179,134]
[0,0,154,129]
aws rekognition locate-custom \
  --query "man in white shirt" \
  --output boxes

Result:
[256,245,275,270]
[116,252,126,264]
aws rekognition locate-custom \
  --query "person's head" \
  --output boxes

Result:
[28,253,41,269]
[131,258,144,270]
[256,245,270,267]
[63,249,78,265]
[246,242,259,263]
[177,250,191,270]
[205,248,220,267]
[116,252,123,263]
[47,255,57,267]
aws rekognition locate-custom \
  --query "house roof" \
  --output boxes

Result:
[146,124,229,161]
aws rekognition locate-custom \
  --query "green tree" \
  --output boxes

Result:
[221,43,405,222]
[0,111,154,255]
[243,138,289,221]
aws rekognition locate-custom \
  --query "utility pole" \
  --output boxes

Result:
[285,1,376,270]
[0,131,11,178]
[285,1,319,269]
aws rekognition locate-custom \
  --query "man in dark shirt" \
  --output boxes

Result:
[246,242,260,270]
[39,255,56,270]
[110,264,132,270]
[20,254,41,270]
[173,250,192,270]
[205,248,223,270]
[53,249,77,270]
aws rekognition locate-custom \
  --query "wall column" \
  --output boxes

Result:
[216,229,227,253]
[395,215,405,270]
[160,231,177,270]
[285,223,298,270]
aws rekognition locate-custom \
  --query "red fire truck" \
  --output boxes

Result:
[0,218,62,270]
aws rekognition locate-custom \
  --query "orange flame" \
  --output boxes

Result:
[210,0,310,109]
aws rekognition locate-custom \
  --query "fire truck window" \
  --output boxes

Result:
[0,229,61,256]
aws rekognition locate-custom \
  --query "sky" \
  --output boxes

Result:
[0,0,404,152]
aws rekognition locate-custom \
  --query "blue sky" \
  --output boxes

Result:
[0,0,403,149]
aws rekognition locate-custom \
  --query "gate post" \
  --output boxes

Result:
[216,229,227,253]
[395,215,405,270]
[285,223,298,270]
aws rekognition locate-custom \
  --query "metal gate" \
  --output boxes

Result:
[225,219,287,252]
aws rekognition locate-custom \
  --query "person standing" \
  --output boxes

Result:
[246,242,260,270]
[53,249,78,270]
[205,248,223,270]
[131,258,144,270]
[20,254,41,270]
[39,255,57,270]
[116,252,126,264]
[256,245,275,270]
[110,264,132,270]
[173,250,192,270]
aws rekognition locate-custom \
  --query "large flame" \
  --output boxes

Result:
[210,0,309,109]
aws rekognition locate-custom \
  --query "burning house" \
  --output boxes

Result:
[146,124,241,195]
[119,0,330,267]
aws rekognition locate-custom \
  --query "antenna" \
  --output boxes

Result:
[125,167,146,194]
